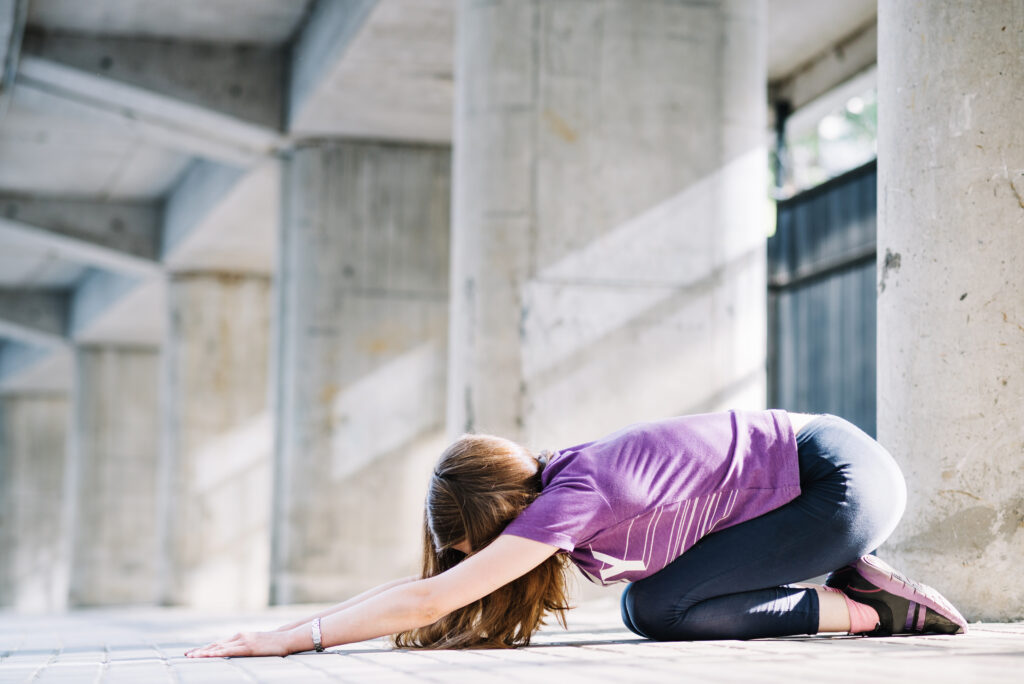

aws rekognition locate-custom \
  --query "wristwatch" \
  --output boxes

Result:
[312,617,324,652]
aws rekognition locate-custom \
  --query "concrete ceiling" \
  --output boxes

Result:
[0,240,83,287]
[0,0,878,393]
[27,0,313,45]
[766,0,876,81]
[0,85,191,199]
[289,0,453,143]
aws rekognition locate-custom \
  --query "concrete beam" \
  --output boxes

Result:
[0,340,70,393]
[163,161,245,261]
[287,0,455,144]
[769,19,876,118]
[287,0,377,129]
[0,0,27,119]
[0,193,160,277]
[2,161,275,388]
[69,269,163,345]
[0,341,39,381]
[0,288,69,349]
[17,30,285,165]
[161,159,278,275]
[0,270,163,391]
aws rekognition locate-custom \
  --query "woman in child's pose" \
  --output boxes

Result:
[187,410,966,657]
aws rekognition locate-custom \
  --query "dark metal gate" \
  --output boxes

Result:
[767,160,877,436]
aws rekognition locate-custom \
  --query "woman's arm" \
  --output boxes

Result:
[272,575,418,632]
[186,535,558,657]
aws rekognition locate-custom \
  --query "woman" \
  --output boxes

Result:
[186,410,966,657]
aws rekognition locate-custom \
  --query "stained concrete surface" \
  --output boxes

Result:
[159,274,273,610]
[0,395,67,613]
[448,0,769,451]
[271,141,450,604]
[2,597,1022,683]
[68,346,161,607]
[876,0,1024,621]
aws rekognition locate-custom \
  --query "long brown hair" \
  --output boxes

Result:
[393,434,572,649]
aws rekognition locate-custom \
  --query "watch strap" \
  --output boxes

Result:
[312,617,324,652]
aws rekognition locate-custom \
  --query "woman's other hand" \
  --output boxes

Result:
[185,629,300,658]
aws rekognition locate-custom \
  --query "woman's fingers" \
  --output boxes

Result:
[189,634,242,655]
[186,637,240,658]
[186,632,265,658]
[185,630,290,659]
[189,647,236,658]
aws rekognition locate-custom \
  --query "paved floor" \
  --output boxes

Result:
[2,598,1023,683]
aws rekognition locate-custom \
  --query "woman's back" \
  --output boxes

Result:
[503,409,801,584]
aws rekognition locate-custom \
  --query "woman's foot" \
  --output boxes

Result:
[825,554,967,635]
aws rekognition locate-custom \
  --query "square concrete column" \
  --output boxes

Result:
[0,394,69,612]
[68,346,160,606]
[272,141,450,604]
[449,0,768,447]
[877,1,1024,620]
[158,274,272,609]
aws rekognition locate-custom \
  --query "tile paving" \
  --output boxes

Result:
[2,597,1022,683]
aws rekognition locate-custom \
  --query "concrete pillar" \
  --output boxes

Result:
[877,2,1024,620]
[272,141,450,604]
[449,0,768,447]
[0,394,69,612]
[68,346,160,606]
[159,274,272,609]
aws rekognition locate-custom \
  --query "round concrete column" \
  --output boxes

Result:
[877,2,1024,619]
[159,273,272,609]
[0,394,69,612]
[68,346,160,606]
[449,0,768,446]
[271,141,450,604]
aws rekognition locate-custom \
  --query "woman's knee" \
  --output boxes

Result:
[801,416,907,550]
[620,582,681,641]
[858,455,906,551]
[619,585,644,636]
[844,431,907,549]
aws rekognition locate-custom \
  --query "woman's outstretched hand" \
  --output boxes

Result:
[185,629,298,658]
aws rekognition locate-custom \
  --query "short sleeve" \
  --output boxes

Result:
[501,480,611,552]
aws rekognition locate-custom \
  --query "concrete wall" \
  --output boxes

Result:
[448,0,768,450]
[877,0,1024,620]
[68,346,161,606]
[271,141,450,604]
[0,394,69,612]
[159,274,272,609]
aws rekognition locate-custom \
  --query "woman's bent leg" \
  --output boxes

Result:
[621,415,906,641]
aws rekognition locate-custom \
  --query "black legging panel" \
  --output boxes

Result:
[620,415,906,640]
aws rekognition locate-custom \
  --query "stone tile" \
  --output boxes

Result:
[1,601,1022,684]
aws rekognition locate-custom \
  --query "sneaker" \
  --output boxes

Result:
[825,554,967,635]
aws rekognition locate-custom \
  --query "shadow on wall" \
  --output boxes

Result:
[166,411,272,611]
[518,148,769,448]
[329,340,444,481]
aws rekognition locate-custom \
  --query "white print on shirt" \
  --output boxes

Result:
[586,489,741,585]
[591,549,647,581]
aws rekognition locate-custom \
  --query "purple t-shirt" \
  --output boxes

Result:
[501,409,800,585]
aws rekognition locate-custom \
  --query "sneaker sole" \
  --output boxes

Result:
[852,555,968,634]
